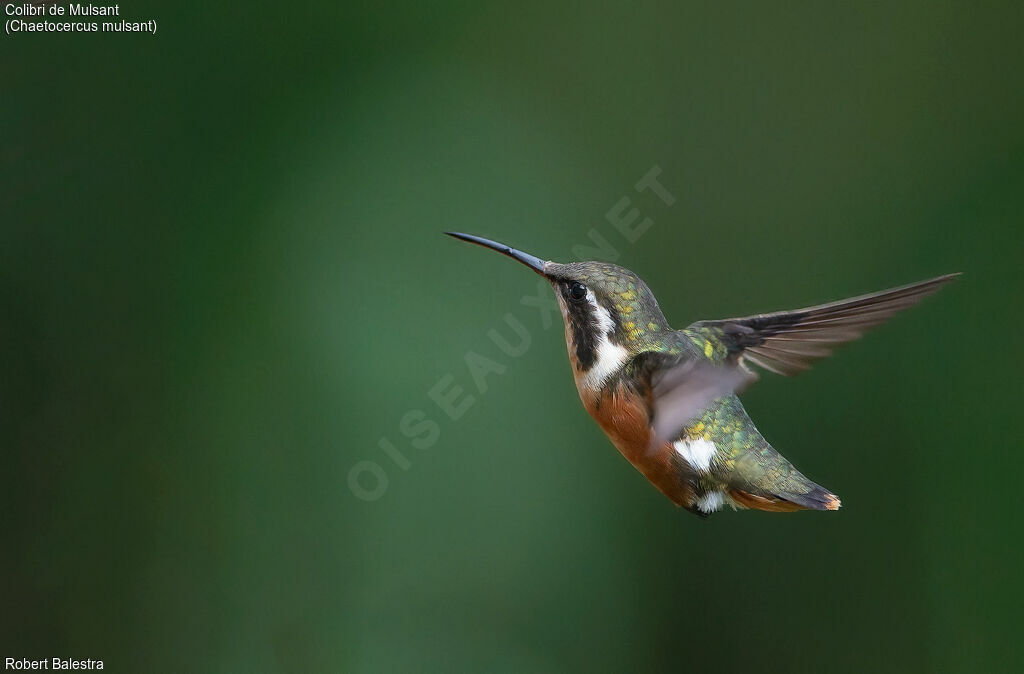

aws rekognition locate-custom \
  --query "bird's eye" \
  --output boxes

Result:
[568,282,588,301]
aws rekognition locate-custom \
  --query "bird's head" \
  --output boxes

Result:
[446,232,670,384]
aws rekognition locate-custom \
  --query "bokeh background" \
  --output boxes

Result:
[3,2,1023,672]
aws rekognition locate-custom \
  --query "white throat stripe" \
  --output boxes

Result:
[580,291,628,390]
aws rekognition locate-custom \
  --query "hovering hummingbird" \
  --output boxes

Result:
[447,231,958,517]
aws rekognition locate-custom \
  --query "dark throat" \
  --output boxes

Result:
[563,296,623,372]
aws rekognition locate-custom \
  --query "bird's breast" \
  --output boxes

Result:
[583,381,696,508]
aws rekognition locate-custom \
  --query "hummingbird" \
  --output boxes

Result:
[447,231,958,517]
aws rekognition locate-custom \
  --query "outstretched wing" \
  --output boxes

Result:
[622,351,754,450]
[687,273,959,376]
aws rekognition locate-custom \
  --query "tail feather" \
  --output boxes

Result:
[782,484,842,511]
[729,485,841,512]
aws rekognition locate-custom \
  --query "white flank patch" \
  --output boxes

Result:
[672,437,718,473]
[696,491,725,513]
[579,291,628,391]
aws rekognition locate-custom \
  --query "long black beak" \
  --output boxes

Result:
[445,232,547,276]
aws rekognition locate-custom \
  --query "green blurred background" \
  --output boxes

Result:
[3,2,1023,672]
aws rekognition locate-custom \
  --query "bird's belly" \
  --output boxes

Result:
[582,383,694,507]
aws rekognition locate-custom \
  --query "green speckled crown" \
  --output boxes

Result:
[545,261,671,348]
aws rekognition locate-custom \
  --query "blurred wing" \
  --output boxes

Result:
[624,351,754,450]
[687,273,959,376]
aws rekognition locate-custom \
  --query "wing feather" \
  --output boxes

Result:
[688,273,959,376]
[621,352,755,449]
